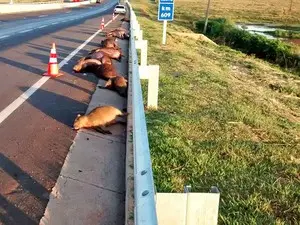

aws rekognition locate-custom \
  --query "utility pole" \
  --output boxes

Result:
[203,0,211,34]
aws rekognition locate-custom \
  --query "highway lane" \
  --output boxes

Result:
[0,0,117,39]
[0,4,127,225]
[0,3,100,23]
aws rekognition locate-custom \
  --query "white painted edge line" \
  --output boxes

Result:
[0,15,118,126]
[19,29,33,33]
[38,25,48,29]
[51,22,58,25]
[39,15,48,18]
[0,35,9,39]
[66,11,71,14]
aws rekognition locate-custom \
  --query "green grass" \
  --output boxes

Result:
[131,0,300,224]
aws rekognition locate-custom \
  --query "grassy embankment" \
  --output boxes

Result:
[131,0,300,224]
[194,19,300,74]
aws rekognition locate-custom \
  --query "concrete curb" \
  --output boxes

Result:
[0,1,96,15]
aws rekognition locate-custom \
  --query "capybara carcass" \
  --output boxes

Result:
[99,37,120,50]
[96,63,120,80]
[73,105,128,134]
[106,30,129,40]
[79,51,112,65]
[73,58,101,73]
[98,75,128,97]
[121,17,130,22]
[88,47,123,62]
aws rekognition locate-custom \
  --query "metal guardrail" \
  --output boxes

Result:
[126,1,159,225]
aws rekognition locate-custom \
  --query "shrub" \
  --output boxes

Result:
[194,18,300,73]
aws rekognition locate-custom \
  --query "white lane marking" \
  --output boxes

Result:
[39,15,48,18]
[51,22,58,25]
[0,15,118,125]
[65,11,71,14]
[0,35,9,39]
[38,25,48,29]
[19,29,33,33]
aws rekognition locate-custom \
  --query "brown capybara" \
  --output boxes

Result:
[89,47,123,62]
[106,30,129,40]
[73,59,101,73]
[73,105,128,134]
[99,37,120,50]
[98,75,127,97]
[74,59,116,79]
[121,17,130,22]
[83,52,113,65]
[96,63,119,80]
[110,27,127,33]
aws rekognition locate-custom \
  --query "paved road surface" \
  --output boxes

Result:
[0,1,127,224]
[0,3,100,23]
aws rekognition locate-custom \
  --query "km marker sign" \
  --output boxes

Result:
[158,0,175,44]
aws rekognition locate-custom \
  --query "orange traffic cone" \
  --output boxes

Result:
[112,13,115,21]
[100,17,104,30]
[43,43,63,78]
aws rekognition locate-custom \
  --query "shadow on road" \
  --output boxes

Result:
[19,87,88,127]
[0,153,49,225]
[0,194,37,225]
[52,35,100,48]
[0,56,95,94]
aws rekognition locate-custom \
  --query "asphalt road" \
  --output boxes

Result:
[0,2,127,224]
[0,3,100,23]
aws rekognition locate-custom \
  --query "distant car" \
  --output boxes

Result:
[114,5,126,14]
[96,0,102,3]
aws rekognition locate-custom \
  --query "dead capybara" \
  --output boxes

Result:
[110,27,127,33]
[98,75,128,97]
[81,51,113,65]
[73,105,128,134]
[106,30,129,40]
[121,17,130,22]
[99,37,120,50]
[96,63,119,80]
[73,58,101,73]
[88,47,123,62]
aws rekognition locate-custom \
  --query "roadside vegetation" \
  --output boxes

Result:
[132,0,300,224]
[194,18,300,74]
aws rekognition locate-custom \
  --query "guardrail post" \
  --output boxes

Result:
[135,40,148,66]
[134,23,140,39]
[139,65,159,109]
[138,30,143,41]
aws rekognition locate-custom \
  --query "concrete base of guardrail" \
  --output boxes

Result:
[156,192,220,225]
[0,1,94,15]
